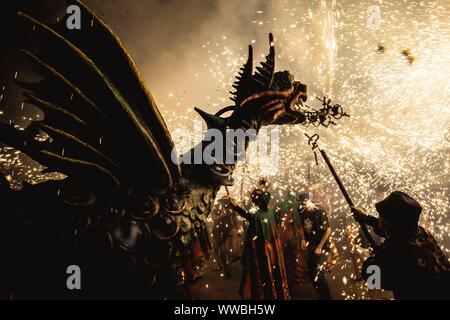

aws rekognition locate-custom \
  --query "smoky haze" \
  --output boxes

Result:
[0,0,278,123]
[82,0,272,114]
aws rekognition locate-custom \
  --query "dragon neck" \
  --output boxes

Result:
[180,119,260,188]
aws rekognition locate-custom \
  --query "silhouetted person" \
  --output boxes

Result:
[352,191,450,300]
[298,192,332,300]
[210,196,238,278]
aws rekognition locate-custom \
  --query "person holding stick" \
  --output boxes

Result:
[352,191,450,300]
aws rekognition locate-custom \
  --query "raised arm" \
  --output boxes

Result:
[232,205,253,221]
[351,207,385,238]
[227,196,253,221]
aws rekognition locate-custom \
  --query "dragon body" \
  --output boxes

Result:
[0,1,312,299]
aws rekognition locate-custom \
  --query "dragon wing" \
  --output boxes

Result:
[0,0,180,191]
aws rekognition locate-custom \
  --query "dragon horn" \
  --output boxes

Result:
[195,107,226,129]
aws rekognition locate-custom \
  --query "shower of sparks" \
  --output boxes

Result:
[1,0,449,300]
[164,0,450,299]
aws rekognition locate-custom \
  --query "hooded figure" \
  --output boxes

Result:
[231,189,290,300]
[352,191,450,300]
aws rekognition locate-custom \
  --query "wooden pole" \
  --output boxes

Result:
[318,148,379,250]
